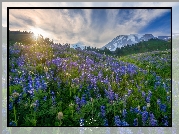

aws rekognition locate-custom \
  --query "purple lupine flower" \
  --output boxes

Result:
[150,119,158,126]
[157,99,161,105]
[115,93,119,101]
[28,75,32,81]
[9,121,17,126]
[160,104,167,112]
[41,80,47,90]
[163,120,168,126]
[51,91,55,96]
[133,118,138,126]
[80,96,86,107]
[142,91,145,98]
[16,93,23,104]
[163,82,166,90]
[156,76,161,81]
[104,118,108,126]
[122,109,127,118]
[162,116,168,126]
[142,111,148,125]
[114,116,121,126]
[143,106,147,111]
[167,96,170,101]
[108,90,115,101]
[146,96,151,103]
[128,89,132,96]
[43,96,47,101]
[104,89,108,96]
[100,105,106,117]
[35,78,41,90]
[133,107,140,114]
[9,102,13,111]
[75,96,80,105]
[148,90,152,97]
[98,71,102,78]
[149,112,158,126]
[149,112,155,119]
[108,83,112,91]
[97,93,101,99]
[52,96,56,106]
[122,120,129,126]
[154,81,161,89]
[28,88,34,98]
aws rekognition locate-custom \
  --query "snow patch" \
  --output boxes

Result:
[109,43,118,51]
[117,36,124,41]
[135,34,143,39]
[127,35,137,43]
[113,43,117,48]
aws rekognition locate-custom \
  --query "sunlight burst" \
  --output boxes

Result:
[31,28,43,38]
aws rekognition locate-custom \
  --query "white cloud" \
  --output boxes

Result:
[3,2,177,48]
[97,9,171,46]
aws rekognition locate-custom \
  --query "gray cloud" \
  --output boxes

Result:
[10,14,36,26]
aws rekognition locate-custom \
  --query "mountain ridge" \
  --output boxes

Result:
[101,34,171,51]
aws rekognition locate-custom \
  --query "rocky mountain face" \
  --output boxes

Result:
[101,34,155,51]
[70,42,85,50]
[101,34,171,51]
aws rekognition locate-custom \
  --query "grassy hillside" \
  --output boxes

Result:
[119,50,171,79]
[9,41,171,126]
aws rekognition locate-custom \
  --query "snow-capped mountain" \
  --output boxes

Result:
[101,34,155,51]
[70,42,85,50]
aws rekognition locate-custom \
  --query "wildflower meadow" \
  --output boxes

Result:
[8,41,171,126]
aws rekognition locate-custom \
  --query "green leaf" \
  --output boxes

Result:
[55,122,59,126]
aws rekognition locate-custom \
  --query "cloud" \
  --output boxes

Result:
[96,9,171,45]
[8,9,171,48]
[3,2,175,48]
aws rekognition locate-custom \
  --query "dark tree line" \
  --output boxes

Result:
[84,46,113,55]
[9,30,54,45]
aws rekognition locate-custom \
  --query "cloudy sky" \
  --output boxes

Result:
[3,2,179,48]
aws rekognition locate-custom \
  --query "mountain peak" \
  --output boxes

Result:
[70,42,85,50]
[101,34,157,51]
